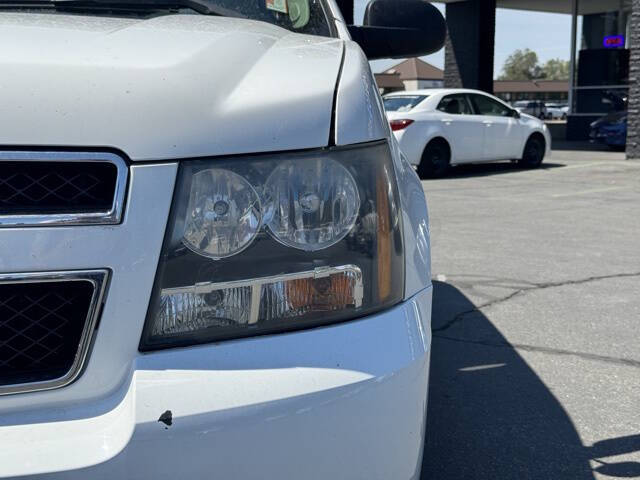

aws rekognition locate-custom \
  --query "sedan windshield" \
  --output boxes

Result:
[384,95,429,112]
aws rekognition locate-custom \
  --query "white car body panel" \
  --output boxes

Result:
[389,112,446,164]
[390,139,432,297]
[385,88,551,167]
[518,112,553,159]
[0,13,342,161]
[436,111,486,161]
[482,115,525,160]
[0,8,433,480]
[334,41,388,146]
[0,287,431,479]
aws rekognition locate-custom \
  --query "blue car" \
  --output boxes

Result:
[590,111,627,150]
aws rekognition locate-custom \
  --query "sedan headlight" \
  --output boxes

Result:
[140,142,404,350]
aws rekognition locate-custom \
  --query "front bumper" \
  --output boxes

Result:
[542,124,552,158]
[590,128,626,147]
[2,287,432,480]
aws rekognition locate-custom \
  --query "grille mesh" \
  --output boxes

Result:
[0,161,117,215]
[0,281,95,387]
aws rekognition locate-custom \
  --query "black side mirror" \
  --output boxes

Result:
[511,109,521,119]
[347,0,446,60]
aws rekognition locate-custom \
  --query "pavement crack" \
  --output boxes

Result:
[433,271,640,334]
[532,271,640,290]
[432,290,524,333]
[433,334,640,369]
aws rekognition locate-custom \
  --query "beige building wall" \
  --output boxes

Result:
[402,79,444,90]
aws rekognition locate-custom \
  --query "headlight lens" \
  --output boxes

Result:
[183,169,262,259]
[264,157,360,251]
[140,142,404,350]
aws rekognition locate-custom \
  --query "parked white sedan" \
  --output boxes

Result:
[384,89,551,177]
[545,103,568,120]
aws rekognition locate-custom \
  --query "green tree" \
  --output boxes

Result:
[541,58,570,80]
[498,49,544,80]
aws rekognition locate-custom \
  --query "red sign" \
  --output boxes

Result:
[603,35,625,48]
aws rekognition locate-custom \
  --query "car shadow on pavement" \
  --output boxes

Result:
[421,281,640,479]
[425,161,565,180]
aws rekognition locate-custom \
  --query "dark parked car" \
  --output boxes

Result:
[590,111,627,150]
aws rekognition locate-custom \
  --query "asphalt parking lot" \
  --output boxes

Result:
[420,149,640,479]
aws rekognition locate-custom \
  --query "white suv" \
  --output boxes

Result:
[0,1,444,479]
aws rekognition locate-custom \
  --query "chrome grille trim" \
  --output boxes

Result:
[0,269,108,396]
[0,151,127,227]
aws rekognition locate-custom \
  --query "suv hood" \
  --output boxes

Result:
[0,12,343,160]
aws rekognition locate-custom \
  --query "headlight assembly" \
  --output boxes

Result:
[140,141,404,350]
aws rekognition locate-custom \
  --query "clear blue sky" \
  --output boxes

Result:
[353,1,574,78]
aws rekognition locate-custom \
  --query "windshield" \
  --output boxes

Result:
[1,0,333,36]
[211,0,331,36]
[383,95,429,112]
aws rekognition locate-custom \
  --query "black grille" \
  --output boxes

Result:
[0,281,95,387]
[0,161,117,215]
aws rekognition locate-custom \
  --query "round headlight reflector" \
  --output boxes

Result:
[182,168,261,259]
[264,158,360,251]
